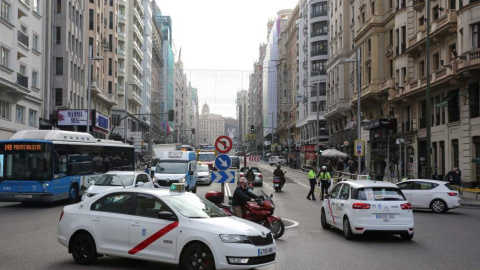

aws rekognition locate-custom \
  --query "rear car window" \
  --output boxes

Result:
[352,187,405,201]
[444,183,459,191]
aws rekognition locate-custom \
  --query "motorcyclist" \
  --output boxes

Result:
[232,178,259,218]
[245,167,255,183]
[273,164,285,187]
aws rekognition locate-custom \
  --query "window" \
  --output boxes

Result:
[450,0,456,9]
[312,60,327,76]
[367,65,372,83]
[55,88,62,106]
[33,0,39,13]
[32,34,39,51]
[1,0,10,21]
[56,0,61,13]
[56,27,61,44]
[29,109,37,126]
[311,21,328,37]
[112,114,121,127]
[16,105,25,123]
[419,60,425,77]
[419,16,425,26]
[339,184,350,200]
[109,34,113,52]
[452,139,459,168]
[311,2,327,17]
[19,64,26,75]
[108,58,112,76]
[330,184,343,199]
[0,99,11,120]
[448,91,460,122]
[91,193,133,214]
[109,11,113,29]
[311,40,328,56]
[55,57,63,75]
[367,39,371,53]
[135,194,170,218]
[371,2,375,15]
[473,23,480,49]
[388,29,393,46]
[32,70,38,88]
[433,6,440,20]
[1,46,9,68]
[89,9,94,30]
[433,53,440,70]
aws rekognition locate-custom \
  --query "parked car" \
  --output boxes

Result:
[230,156,240,169]
[238,167,263,186]
[197,164,211,185]
[321,180,414,240]
[396,179,461,213]
[268,156,286,166]
[58,188,276,269]
[81,171,154,201]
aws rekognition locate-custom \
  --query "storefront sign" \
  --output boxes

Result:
[301,144,315,152]
[57,110,89,126]
[94,110,110,131]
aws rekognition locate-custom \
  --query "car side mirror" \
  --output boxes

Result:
[136,182,145,187]
[158,211,177,221]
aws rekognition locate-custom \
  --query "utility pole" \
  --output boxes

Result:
[425,0,432,179]
[316,82,320,168]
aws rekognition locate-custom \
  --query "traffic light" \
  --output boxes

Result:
[317,149,323,156]
[191,128,195,134]
[168,110,174,121]
[250,125,254,132]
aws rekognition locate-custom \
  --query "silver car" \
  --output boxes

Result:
[197,164,211,185]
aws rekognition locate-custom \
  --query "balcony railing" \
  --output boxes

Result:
[17,73,28,88]
[18,30,29,47]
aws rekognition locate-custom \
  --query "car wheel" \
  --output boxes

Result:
[400,232,414,241]
[68,184,79,204]
[430,199,447,213]
[321,209,330,230]
[71,232,98,265]
[181,242,215,270]
[343,217,355,240]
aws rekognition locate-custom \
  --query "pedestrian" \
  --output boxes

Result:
[390,161,395,177]
[454,167,462,186]
[318,166,331,200]
[306,167,317,200]
[446,167,456,184]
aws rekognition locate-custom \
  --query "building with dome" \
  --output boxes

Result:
[199,103,225,145]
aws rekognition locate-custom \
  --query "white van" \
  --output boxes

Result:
[268,156,286,166]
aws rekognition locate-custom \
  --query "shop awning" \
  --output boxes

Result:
[472,158,480,164]
[435,91,458,108]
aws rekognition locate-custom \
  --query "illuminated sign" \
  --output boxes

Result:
[94,110,110,130]
[4,144,43,151]
[58,110,90,126]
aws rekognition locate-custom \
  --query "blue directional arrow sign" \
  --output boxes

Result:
[211,171,235,183]
[214,154,232,171]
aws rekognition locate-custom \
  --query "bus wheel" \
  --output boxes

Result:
[68,184,79,204]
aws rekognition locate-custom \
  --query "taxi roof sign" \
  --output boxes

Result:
[170,183,185,192]
[168,151,183,158]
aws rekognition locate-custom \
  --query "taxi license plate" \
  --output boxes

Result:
[258,246,275,256]
[375,214,395,220]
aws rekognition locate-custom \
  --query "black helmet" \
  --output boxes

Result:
[277,164,281,169]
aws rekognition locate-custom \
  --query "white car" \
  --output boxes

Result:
[268,156,286,166]
[396,179,461,213]
[81,171,154,201]
[58,188,276,269]
[320,180,414,240]
[197,164,211,185]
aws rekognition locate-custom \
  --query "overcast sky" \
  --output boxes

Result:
[156,0,299,118]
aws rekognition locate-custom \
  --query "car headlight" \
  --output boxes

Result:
[219,234,251,244]
[181,177,186,183]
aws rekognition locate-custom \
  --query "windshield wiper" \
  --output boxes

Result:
[112,175,125,188]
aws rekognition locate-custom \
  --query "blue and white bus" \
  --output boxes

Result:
[0,130,134,204]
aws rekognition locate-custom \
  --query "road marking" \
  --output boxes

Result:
[283,218,299,229]
[128,221,179,255]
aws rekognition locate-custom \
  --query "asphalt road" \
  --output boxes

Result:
[0,163,479,270]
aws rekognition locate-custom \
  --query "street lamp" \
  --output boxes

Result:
[86,46,104,135]
[340,47,362,174]
[124,82,137,143]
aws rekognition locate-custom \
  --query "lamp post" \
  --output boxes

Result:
[340,47,362,174]
[124,82,137,143]
[86,46,104,135]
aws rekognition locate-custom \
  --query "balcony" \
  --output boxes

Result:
[458,49,480,76]
[325,98,352,120]
[430,10,457,40]
[16,73,28,89]
[380,78,395,92]
[118,32,125,40]
[133,24,143,40]
[118,67,125,77]
[406,27,426,53]
[118,14,126,23]
[118,0,126,6]
[412,0,425,11]
[17,30,29,48]
[133,41,143,58]
[128,90,142,106]
[107,94,118,105]
[91,81,102,95]
[118,50,125,58]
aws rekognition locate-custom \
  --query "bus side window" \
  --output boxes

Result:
[54,153,67,177]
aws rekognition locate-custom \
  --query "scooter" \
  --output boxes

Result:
[273,171,286,192]
[205,190,285,239]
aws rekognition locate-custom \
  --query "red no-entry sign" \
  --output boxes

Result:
[215,136,232,154]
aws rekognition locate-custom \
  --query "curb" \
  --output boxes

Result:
[460,202,480,208]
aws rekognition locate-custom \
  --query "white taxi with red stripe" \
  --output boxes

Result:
[320,180,414,240]
[57,187,276,269]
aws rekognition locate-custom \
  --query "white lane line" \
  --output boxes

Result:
[283,218,299,229]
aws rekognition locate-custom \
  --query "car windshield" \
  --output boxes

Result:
[198,165,209,172]
[241,167,259,173]
[94,174,134,186]
[156,162,188,174]
[198,153,215,162]
[163,194,228,218]
[352,187,406,201]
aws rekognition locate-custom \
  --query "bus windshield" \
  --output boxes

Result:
[0,142,52,180]
[198,153,215,162]
[156,162,188,174]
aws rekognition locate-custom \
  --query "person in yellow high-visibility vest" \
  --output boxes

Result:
[307,167,317,200]
[318,166,331,200]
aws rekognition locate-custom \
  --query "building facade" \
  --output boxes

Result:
[199,104,225,146]
[0,0,47,139]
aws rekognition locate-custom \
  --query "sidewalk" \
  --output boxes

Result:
[261,162,480,208]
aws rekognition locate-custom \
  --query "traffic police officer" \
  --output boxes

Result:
[318,166,331,200]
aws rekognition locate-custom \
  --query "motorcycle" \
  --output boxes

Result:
[273,176,283,192]
[205,190,285,239]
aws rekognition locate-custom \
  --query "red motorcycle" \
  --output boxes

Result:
[205,190,285,239]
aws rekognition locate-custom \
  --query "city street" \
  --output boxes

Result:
[0,162,479,270]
